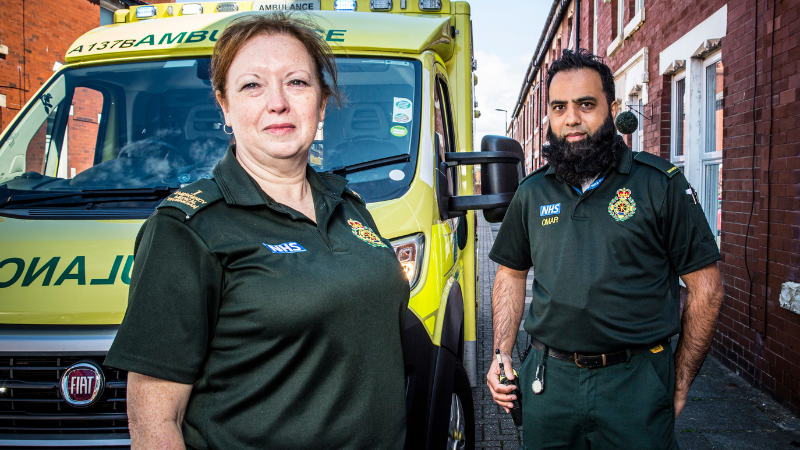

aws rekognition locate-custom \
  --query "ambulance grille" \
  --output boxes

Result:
[0,356,129,434]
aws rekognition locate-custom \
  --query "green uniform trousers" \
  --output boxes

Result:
[518,343,679,450]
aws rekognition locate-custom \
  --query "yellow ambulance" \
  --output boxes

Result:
[0,1,523,448]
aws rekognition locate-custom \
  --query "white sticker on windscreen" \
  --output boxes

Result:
[392,97,413,123]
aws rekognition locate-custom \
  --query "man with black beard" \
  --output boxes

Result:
[486,49,724,449]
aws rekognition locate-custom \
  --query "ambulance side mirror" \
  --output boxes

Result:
[443,135,524,223]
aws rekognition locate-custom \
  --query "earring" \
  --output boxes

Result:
[317,121,324,130]
[223,124,233,135]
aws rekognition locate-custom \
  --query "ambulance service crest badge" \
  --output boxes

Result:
[348,219,388,248]
[608,187,637,221]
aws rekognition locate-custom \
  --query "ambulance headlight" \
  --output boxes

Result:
[334,0,357,11]
[181,3,204,15]
[370,0,392,10]
[391,233,425,289]
[418,0,442,11]
[135,5,157,19]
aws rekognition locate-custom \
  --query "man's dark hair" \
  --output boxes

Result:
[546,49,616,107]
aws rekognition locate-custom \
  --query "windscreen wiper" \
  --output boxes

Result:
[326,154,411,176]
[0,186,177,208]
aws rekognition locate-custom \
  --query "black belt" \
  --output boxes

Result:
[531,338,667,369]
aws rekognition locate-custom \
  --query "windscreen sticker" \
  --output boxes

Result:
[392,97,412,123]
[389,170,405,181]
[390,125,408,137]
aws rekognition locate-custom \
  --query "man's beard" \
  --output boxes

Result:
[542,116,624,187]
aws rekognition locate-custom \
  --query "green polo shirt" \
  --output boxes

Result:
[489,144,720,353]
[105,146,409,450]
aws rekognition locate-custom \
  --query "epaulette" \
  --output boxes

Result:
[343,186,366,205]
[519,164,549,185]
[157,178,224,219]
[633,151,681,179]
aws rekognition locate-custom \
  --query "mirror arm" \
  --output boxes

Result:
[443,152,522,167]
[449,192,516,211]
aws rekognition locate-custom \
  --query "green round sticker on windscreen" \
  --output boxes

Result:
[390,126,408,137]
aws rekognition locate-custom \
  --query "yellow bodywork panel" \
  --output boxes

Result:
[0,219,142,324]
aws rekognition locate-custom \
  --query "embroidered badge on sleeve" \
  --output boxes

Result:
[608,187,637,221]
[348,219,389,248]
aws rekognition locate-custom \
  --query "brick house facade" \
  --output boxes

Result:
[508,0,800,413]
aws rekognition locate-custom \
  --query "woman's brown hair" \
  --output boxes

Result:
[210,12,341,107]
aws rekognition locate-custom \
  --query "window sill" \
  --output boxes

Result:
[607,34,623,57]
[624,8,646,39]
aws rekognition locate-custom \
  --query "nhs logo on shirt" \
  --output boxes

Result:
[264,242,306,253]
[540,203,561,217]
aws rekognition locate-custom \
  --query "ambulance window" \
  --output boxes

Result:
[60,88,106,179]
[23,108,58,177]
[435,77,458,196]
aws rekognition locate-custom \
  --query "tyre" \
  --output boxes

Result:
[447,361,475,450]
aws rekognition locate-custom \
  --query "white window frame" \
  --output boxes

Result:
[670,72,687,166]
[593,0,599,55]
[701,52,723,244]
[628,95,644,153]
[701,52,723,161]
[617,0,624,37]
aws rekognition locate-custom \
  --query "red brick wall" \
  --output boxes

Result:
[67,87,103,176]
[510,0,800,414]
[713,0,800,414]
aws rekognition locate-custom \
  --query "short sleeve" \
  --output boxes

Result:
[104,211,222,384]
[661,172,721,276]
[489,189,533,271]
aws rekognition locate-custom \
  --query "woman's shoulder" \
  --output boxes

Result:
[156,178,226,221]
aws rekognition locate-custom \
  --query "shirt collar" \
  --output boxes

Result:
[212,145,346,208]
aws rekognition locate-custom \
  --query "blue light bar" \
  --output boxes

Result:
[135,5,157,19]
[334,0,357,11]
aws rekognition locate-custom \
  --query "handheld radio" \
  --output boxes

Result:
[495,349,522,426]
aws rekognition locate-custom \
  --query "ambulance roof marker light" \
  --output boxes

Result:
[165,6,174,16]
[334,0,357,11]
[418,0,442,11]
[135,5,158,20]
[215,2,239,13]
[181,3,204,15]
[370,0,392,11]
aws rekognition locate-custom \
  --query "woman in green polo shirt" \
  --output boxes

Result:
[105,13,409,450]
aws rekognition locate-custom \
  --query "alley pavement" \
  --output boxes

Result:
[473,216,800,449]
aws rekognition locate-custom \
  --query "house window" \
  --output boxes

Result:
[702,56,723,244]
[617,0,624,38]
[671,74,687,161]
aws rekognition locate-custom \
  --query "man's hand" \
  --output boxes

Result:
[673,262,724,418]
[488,264,528,411]
[487,352,517,413]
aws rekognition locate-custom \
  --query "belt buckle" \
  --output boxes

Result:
[574,353,608,368]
